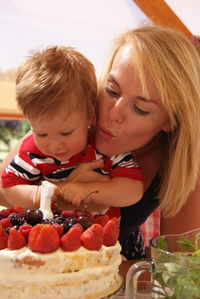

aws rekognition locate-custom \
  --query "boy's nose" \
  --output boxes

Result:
[48,138,65,152]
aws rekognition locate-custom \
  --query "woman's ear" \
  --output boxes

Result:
[162,121,171,133]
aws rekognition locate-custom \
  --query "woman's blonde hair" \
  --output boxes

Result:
[16,46,97,120]
[100,24,200,217]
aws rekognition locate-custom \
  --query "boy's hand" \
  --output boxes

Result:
[60,182,94,207]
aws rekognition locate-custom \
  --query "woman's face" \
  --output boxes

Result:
[95,45,170,156]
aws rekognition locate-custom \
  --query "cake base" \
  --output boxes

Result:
[0,243,122,299]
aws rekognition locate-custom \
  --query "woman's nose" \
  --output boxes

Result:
[108,99,124,123]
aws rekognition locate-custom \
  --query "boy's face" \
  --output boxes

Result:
[30,108,90,162]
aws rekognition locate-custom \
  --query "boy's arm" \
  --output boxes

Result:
[60,177,143,208]
[2,184,41,209]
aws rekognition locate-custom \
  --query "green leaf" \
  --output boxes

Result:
[157,236,168,251]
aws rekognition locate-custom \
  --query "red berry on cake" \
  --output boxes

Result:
[51,223,64,237]
[7,227,26,250]
[13,206,25,215]
[0,226,8,249]
[0,218,12,229]
[61,210,76,219]
[103,219,118,247]
[28,224,60,253]
[94,214,110,227]
[19,224,33,240]
[81,223,103,250]
[61,226,82,251]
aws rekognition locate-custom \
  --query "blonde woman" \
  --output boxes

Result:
[1,25,200,259]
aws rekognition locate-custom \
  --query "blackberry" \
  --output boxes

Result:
[12,225,19,230]
[9,214,25,226]
[24,209,43,225]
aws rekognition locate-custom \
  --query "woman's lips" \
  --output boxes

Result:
[99,127,115,139]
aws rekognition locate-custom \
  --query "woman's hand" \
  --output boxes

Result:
[67,159,109,183]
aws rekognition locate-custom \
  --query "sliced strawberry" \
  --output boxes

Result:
[61,226,82,251]
[52,223,64,237]
[0,226,8,249]
[0,218,12,228]
[103,219,118,246]
[81,223,103,250]
[13,206,24,215]
[19,224,32,240]
[61,210,76,219]
[28,224,60,253]
[95,214,109,227]
[7,227,26,250]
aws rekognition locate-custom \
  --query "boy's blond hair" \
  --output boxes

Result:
[100,24,200,217]
[16,46,97,120]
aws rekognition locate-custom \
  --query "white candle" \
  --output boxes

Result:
[39,181,55,220]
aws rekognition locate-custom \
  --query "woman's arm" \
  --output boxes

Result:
[60,177,143,208]
[161,170,200,234]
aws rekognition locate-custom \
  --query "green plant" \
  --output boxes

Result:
[152,234,200,298]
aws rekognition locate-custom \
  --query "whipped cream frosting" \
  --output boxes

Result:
[0,242,122,299]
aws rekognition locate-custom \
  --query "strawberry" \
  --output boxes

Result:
[7,227,26,250]
[52,223,64,237]
[111,217,120,239]
[81,224,103,250]
[70,223,84,233]
[0,218,12,228]
[0,226,8,249]
[103,219,118,246]
[95,214,109,227]
[28,224,60,253]
[13,206,24,215]
[61,226,82,251]
[19,224,32,240]
[0,208,12,218]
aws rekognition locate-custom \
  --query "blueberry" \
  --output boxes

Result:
[55,217,65,224]
[61,222,69,233]
[68,218,78,229]
[41,219,50,224]
[5,227,10,234]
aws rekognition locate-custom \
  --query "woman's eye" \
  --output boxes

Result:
[105,87,119,98]
[132,105,149,116]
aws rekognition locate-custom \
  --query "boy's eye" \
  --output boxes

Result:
[37,133,48,137]
[60,131,73,136]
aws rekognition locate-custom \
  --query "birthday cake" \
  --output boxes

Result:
[0,205,122,299]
